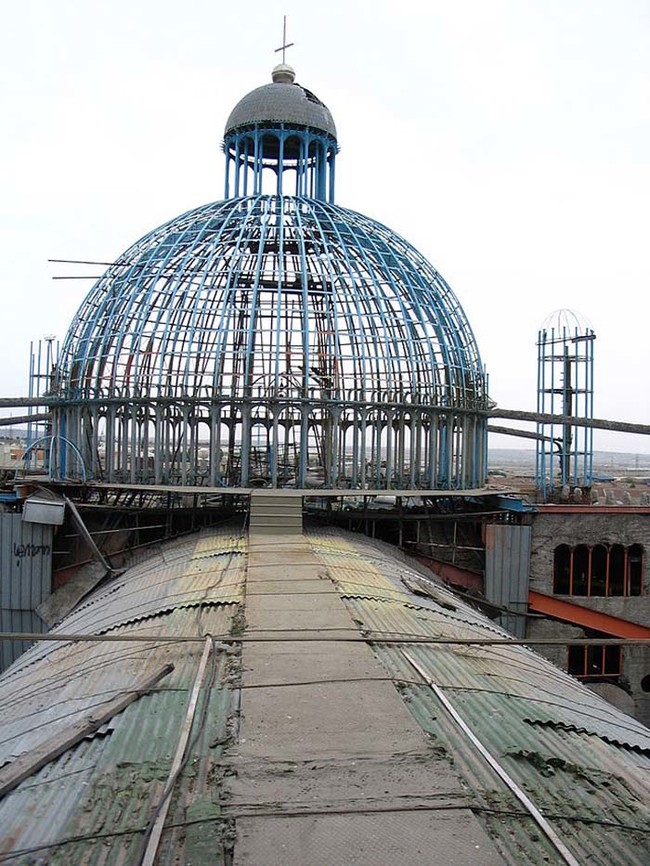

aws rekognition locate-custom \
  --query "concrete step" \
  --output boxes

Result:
[250,497,302,512]
[249,493,303,536]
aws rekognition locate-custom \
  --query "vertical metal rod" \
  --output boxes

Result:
[588,332,594,485]
[402,652,581,866]
[359,411,367,489]
[140,636,212,866]
[550,326,556,491]
[234,137,241,197]
[26,341,35,464]
[254,131,261,195]
[130,408,137,484]
[428,414,437,487]
[277,132,284,196]
[385,411,393,489]
[241,138,248,197]
[271,410,279,487]
[452,521,457,566]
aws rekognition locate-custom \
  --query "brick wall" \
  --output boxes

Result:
[529,511,650,725]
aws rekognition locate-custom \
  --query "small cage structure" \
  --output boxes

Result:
[535,309,595,500]
[49,65,489,491]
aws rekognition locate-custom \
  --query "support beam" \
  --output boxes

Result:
[488,424,549,442]
[0,398,58,408]
[528,590,650,639]
[0,396,648,438]
[0,413,50,427]
[490,408,650,437]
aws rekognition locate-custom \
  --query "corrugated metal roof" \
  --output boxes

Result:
[484,524,531,636]
[308,529,650,866]
[0,659,234,864]
[4,533,245,678]
[0,527,245,864]
[0,525,648,865]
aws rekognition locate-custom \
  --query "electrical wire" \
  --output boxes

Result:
[1,630,647,645]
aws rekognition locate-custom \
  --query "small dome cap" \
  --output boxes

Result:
[224,67,337,138]
[272,63,296,84]
[540,309,594,334]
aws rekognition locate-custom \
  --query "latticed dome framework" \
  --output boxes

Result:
[52,67,489,490]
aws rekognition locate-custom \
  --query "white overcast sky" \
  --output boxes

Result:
[1,0,648,454]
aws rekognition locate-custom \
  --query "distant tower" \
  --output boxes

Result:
[535,310,595,500]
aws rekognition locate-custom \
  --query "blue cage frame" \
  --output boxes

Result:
[50,67,489,491]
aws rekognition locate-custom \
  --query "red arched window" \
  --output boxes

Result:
[553,545,571,594]
[552,543,644,597]
[572,545,590,596]
[628,544,644,596]
[568,643,621,680]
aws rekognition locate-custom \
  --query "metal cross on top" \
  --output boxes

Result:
[274,15,294,64]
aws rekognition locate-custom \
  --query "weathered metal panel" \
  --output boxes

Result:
[308,530,650,866]
[0,528,245,864]
[484,524,532,637]
[22,497,66,526]
[0,513,52,670]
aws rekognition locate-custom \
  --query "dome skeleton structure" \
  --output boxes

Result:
[52,65,489,490]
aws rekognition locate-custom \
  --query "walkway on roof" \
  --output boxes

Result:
[228,509,503,864]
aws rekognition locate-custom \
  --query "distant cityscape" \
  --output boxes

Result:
[3,431,649,484]
[488,448,650,478]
